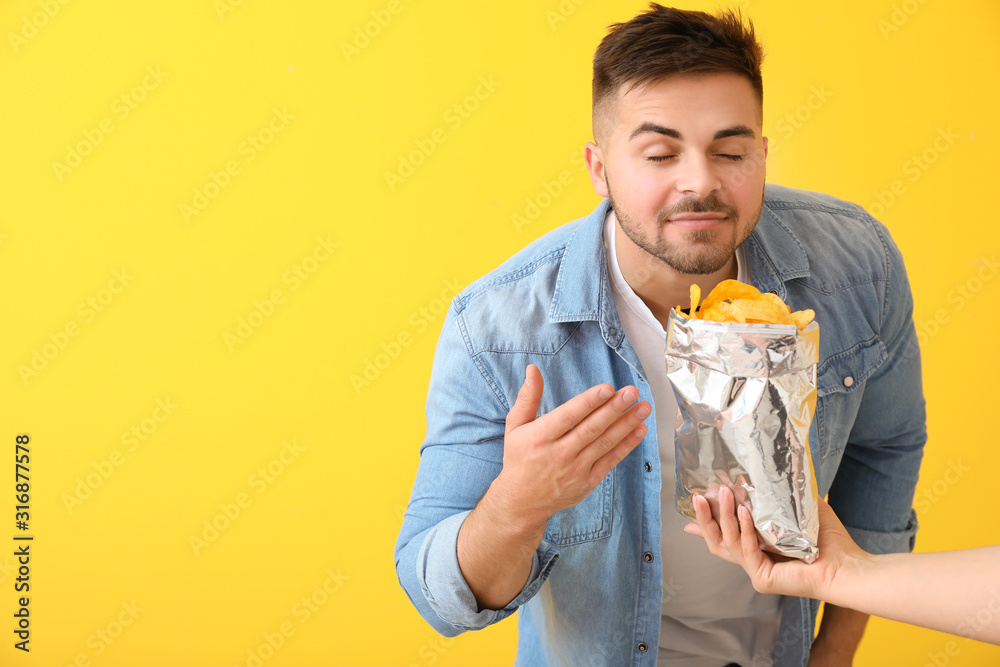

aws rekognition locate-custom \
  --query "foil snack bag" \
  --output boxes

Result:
[665,308,821,563]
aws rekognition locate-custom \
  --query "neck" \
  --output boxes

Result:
[613,222,738,328]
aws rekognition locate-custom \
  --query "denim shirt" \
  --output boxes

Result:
[395,184,926,667]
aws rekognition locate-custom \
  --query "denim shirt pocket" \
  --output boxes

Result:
[814,336,887,465]
[543,469,615,546]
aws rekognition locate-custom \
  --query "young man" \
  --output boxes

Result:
[395,5,926,666]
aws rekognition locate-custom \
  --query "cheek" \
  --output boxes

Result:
[616,164,671,211]
[724,167,765,212]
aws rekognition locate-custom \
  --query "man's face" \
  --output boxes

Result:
[586,72,768,275]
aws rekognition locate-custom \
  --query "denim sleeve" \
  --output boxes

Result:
[394,304,560,635]
[827,222,927,555]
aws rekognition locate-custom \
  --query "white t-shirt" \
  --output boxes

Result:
[603,211,783,667]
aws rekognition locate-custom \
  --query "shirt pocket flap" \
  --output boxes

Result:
[817,336,886,397]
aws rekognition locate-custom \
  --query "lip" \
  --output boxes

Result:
[666,214,728,229]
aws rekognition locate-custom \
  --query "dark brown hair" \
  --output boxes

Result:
[593,4,764,136]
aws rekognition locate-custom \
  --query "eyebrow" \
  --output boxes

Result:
[628,122,757,141]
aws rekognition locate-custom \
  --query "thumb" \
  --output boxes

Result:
[506,364,543,434]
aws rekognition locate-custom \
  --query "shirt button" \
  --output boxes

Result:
[637,642,648,653]
[843,376,854,388]
[644,461,652,472]
[643,552,653,563]
[607,326,617,336]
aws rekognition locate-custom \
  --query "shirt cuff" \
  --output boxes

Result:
[416,510,560,629]
[844,508,918,555]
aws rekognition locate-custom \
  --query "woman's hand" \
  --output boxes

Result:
[683,485,871,600]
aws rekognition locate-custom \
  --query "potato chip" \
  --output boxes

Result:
[790,309,815,329]
[679,279,814,330]
[701,302,737,322]
[736,297,793,325]
[757,292,792,314]
[700,279,762,311]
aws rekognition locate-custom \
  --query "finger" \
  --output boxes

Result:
[716,485,742,550]
[587,420,647,484]
[692,494,733,562]
[737,503,766,572]
[682,522,703,537]
[530,381,620,441]
[565,386,648,456]
[505,365,544,434]
[579,396,651,467]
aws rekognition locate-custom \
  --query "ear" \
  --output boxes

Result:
[585,141,609,198]
[762,135,768,160]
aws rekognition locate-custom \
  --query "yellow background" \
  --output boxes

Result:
[1,0,998,665]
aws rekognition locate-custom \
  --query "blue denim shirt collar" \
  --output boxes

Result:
[550,198,629,351]
[744,200,812,299]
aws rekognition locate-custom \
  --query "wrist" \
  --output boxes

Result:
[481,473,549,541]
[820,550,877,608]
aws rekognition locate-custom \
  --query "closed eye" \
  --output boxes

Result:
[717,154,744,161]
[646,155,676,162]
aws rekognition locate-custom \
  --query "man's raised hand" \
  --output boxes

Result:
[494,364,651,527]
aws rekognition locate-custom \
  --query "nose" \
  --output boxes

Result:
[675,154,722,198]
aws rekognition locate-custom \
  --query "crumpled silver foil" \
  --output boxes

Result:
[665,308,821,563]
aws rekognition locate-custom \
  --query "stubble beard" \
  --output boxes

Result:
[608,180,764,276]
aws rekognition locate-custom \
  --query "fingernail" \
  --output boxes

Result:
[636,403,651,419]
[622,389,637,404]
[598,387,612,400]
